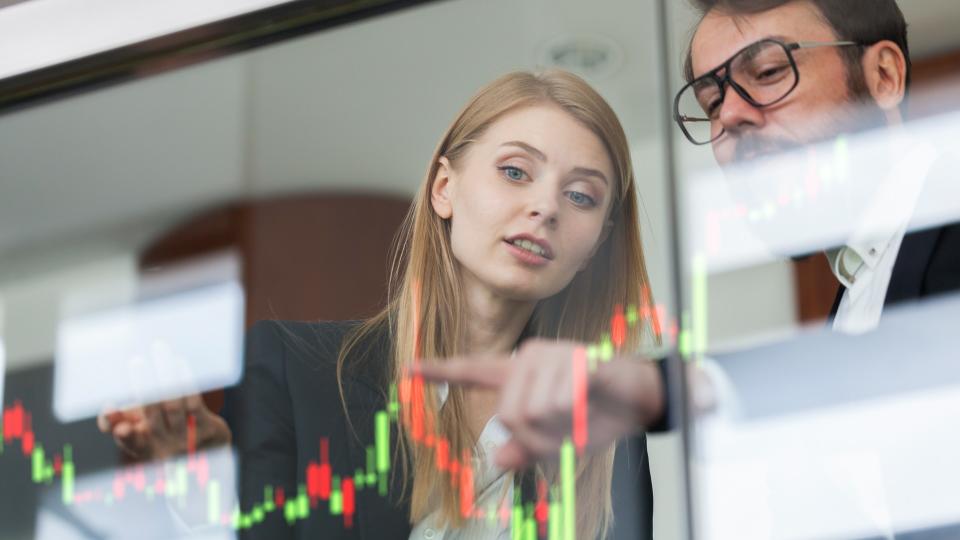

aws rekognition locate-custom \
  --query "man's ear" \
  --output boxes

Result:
[862,40,907,117]
[579,220,614,271]
[431,157,454,219]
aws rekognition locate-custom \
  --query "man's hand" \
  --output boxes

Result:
[413,338,665,469]
[97,394,232,461]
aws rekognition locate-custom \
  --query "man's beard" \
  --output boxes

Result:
[730,99,889,165]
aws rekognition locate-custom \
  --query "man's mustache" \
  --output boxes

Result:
[729,102,887,164]
[732,135,804,163]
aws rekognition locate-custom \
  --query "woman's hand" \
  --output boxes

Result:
[413,338,666,469]
[97,394,232,461]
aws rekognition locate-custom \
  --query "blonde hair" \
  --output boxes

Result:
[337,69,655,539]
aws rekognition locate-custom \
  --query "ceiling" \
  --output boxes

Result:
[0,0,958,269]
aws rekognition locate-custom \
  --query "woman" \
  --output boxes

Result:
[101,69,658,539]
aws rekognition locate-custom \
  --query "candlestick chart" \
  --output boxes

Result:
[0,290,677,539]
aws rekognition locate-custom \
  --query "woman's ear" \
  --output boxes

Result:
[862,40,907,119]
[431,157,455,219]
[579,219,614,271]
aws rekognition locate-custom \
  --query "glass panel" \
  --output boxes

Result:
[666,1,960,539]
[0,0,681,538]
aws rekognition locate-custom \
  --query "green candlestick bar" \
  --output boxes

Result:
[365,446,376,486]
[354,468,365,490]
[599,334,613,362]
[388,384,399,420]
[511,489,523,540]
[32,444,44,483]
[283,499,296,525]
[375,410,390,495]
[548,499,561,540]
[297,484,309,520]
[523,502,536,540]
[263,486,275,512]
[560,439,575,540]
[61,444,74,505]
[330,476,342,515]
[207,479,220,525]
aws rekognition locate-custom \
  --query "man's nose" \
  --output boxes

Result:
[718,86,766,136]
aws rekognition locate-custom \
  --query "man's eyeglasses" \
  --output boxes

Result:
[674,39,862,145]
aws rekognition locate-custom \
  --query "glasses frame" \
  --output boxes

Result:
[673,38,862,145]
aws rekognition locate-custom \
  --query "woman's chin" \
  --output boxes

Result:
[491,280,565,303]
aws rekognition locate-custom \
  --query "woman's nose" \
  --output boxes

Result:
[527,187,560,228]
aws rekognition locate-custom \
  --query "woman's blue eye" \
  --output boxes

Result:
[567,191,597,207]
[499,166,526,181]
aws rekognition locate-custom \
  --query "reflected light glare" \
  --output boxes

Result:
[686,105,960,273]
[53,279,245,422]
[0,0,295,80]
[695,294,960,539]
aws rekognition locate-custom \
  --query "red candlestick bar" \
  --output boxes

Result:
[535,479,549,537]
[186,414,197,456]
[572,346,588,454]
[611,304,626,350]
[459,450,474,518]
[319,438,332,500]
[435,438,449,471]
[342,478,356,528]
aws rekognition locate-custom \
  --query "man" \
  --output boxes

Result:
[417,0,960,468]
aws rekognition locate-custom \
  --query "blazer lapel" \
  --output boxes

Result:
[885,227,942,306]
[828,284,845,320]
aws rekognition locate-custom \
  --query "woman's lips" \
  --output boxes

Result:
[504,240,550,267]
[504,234,554,259]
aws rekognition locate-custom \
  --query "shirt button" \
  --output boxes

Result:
[424,528,436,539]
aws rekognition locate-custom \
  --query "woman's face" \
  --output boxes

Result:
[431,104,616,301]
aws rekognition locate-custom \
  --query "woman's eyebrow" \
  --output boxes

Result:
[499,140,547,161]
[500,141,608,185]
[571,167,608,186]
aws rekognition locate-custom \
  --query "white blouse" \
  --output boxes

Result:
[408,383,513,540]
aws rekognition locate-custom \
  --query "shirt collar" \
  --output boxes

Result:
[825,240,885,289]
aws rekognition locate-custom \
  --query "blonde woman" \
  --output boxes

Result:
[101,69,659,539]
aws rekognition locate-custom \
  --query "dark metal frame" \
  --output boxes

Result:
[0,0,443,115]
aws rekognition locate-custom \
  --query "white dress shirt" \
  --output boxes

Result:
[826,139,938,335]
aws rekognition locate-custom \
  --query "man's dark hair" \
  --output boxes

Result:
[683,0,911,100]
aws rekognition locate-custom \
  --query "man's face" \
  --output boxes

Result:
[690,2,875,167]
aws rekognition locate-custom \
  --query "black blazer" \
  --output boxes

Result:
[226,320,411,540]
[225,320,654,540]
